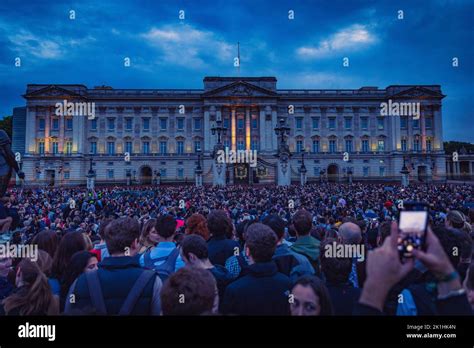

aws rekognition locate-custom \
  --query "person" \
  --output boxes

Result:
[0,197,13,233]
[445,210,471,234]
[180,234,233,308]
[290,275,333,316]
[221,223,291,315]
[51,231,89,285]
[207,210,240,266]
[137,218,158,254]
[338,222,365,288]
[139,215,185,278]
[320,239,361,315]
[0,257,13,301]
[463,263,474,313]
[46,231,88,297]
[290,209,321,274]
[376,221,391,247]
[60,251,98,312]
[32,230,59,259]
[64,217,162,315]
[0,258,59,315]
[0,129,24,197]
[355,222,472,316]
[263,214,315,281]
[160,267,218,315]
[185,213,210,241]
[90,217,111,262]
[396,226,468,315]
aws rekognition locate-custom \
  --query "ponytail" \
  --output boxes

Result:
[3,258,59,315]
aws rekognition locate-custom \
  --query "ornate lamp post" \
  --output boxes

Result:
[274,118,291,186]
[86,156,95,190]
[347,168,353,184]
[195,150,203,187]
[300,149,307,185]
[400,156,410,187]
[211,117,227,186]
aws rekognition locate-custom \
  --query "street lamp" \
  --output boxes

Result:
[195,150,203,187]
[400,156,410,187]
[86,156,95,190]
[274,118,290,151]
[211,117,227,146]
[300,149,307,185]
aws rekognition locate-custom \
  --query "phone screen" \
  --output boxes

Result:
[398,210,428,257]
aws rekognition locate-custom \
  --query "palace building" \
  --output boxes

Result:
[12,76,447,186]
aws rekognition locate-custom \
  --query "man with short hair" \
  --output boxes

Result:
[161,267,218,315]
[263,214,315,281]
[181,234,233,306]
[320,239,361,315]
[65,217,162,315]
[339,222,365,288]
[290,209,321,274]
[221,223,291,315]
[139,215,185,275]
[206,210,240,266]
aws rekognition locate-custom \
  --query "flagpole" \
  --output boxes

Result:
[237,41,240,76]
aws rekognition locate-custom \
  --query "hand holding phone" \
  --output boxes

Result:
[397,202,428,259]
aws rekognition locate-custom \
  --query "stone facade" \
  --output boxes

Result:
[14,76,447,186]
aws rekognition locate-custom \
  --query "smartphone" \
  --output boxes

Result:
[397,202,428,258]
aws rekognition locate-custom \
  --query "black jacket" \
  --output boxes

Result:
[207,236,240,266]
[326,282,361,316]
[64,255,160,315]
[221,261,291,315]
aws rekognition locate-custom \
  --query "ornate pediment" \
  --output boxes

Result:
[390,86,445,99]
[203,81,277,98]
[24,85,84,99]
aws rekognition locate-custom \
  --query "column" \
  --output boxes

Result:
[245,107,251,150]
[271,107,277,151]
[433,105,443,150]
[259,107,266,151]
[25,106,36,154]
[59,115,65,153]
[77,115,85,154]
[421,108,426,151]
[45,108,51,153]
[204,109,210,152]
[72,113,80,154]
[231,108,236,152]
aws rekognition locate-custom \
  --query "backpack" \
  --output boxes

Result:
[273,254,300,277]
[143,247,180,281]
[85,269,155,315]
[236,254,250,278]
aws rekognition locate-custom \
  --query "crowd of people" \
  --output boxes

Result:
[0,182,472,316]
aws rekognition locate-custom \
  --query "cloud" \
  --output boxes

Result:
[297,24,377,59]
[6,29,95,60]
[141,24,234,69]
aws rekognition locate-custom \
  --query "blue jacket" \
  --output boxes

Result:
[274,243,315,282]
[64,255,161,315]
[221,261,291,315]
[207,236,240,266]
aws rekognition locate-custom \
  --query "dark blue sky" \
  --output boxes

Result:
[0,0,472,141]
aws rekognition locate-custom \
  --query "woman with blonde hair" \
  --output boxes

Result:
[138,218,158,254]
[1,258,59,315]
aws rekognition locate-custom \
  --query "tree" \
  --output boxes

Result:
[443,141,474,154]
